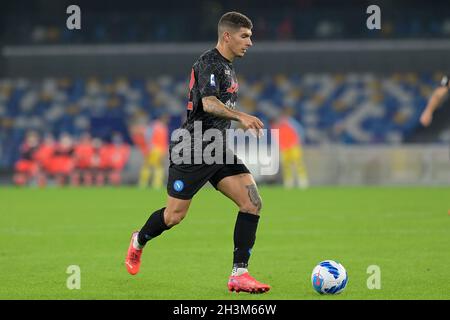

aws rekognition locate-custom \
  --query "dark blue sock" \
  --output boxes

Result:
[137,207,170,246]
[233,211,260,269]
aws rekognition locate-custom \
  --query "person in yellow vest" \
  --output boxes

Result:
[271,107,309,189]
[138,115,169,189]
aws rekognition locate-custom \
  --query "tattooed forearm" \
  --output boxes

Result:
[202,96,241,121]
[246,184,262,212]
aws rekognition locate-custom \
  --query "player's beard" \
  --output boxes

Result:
[229,43,247,58]
[235,48,247,58]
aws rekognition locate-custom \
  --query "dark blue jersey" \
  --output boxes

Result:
[182,48,239,136]
[170,48,240,162]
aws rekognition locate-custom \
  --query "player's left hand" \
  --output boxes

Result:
[420,111,432,127]
[237,113,264,137]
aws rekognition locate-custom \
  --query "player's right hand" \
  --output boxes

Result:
[420,111,433,127]
[238,113,264,137]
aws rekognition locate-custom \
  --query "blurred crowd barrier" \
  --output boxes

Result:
[115,144,450,186]
[2,71,448,169]
[300,144,450,186]
[5,143,449,186]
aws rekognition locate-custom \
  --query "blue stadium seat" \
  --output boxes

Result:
[0,73,437,168]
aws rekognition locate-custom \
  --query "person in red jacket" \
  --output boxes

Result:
[90,138,106,186]
[34,133,56,187]
[13,131,40,186]
[50,133,75,186]
[104,132,130,185]
[71,132,95,186]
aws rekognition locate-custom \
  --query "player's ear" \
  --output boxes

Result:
[222,31,231,43]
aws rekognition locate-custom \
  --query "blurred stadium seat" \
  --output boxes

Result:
[0,72,444,169]
[1,0,450,186]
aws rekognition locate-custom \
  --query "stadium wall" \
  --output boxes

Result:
[3,40,450,77]
[300,144,450,186]
[4,144,446,186]
[78,144,450,186]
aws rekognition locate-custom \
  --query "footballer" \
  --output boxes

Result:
[125,11,270,294]
[420,75,450,127]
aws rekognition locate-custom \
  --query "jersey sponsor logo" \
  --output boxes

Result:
[226,81,239,93]
[173,180,184,192]
[210,74,216,87]
[225,69,231,76]
[225,100,236,109]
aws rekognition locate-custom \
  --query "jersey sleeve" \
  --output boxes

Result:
[196,60,223,98]
[440,75,449,88]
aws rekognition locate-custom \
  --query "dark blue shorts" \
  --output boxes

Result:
[167,155,250,200]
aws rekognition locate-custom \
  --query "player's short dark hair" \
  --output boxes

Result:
[218,12,253,37]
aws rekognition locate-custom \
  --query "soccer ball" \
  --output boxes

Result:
[311,260,348,294]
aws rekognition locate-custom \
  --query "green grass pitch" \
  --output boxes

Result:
[1,186,449,300]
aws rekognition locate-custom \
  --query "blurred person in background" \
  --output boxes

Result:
[129,115,149,158]
[50,133,75,186]
[90,138,107,186]
[140,114,169,188]
[104,132,131,186]
[71,132,95,186]
[34,133,56,187]
[13,131,40,186]
[137,115,169,189]
[420,75,450,127]
[271,107,309,189]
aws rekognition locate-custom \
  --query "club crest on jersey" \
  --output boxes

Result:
[210,74,216,87]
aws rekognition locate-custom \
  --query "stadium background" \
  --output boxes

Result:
[1,0,450,186]
[1,0,449,300]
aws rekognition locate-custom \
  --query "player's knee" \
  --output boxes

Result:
[239,184,262,214]
[164,207,188,226]
[239,197,262,215]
